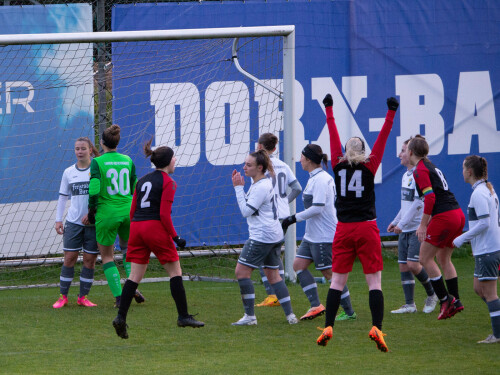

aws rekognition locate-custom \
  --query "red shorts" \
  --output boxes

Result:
[426,208,465,249]
[126,220,179,265]
[331,220,383,274]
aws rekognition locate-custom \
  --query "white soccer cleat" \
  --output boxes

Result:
[286,313,299,324]
[477,334,500,344]
[422,294,439,314]
[231,314,257,326]
[391,303,417,314]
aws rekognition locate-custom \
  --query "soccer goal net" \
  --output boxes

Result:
[0,26,296,289]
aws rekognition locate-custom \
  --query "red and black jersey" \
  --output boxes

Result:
[413,159,459,216]
[327,106,395,223]
[333,162,376,222]
[130,170,178,238]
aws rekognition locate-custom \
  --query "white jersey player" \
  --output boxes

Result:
[58,164,93,226]
[453,155,500,344]
[255,133,302,307]
[237,177,282,244]
[52,137,100,309]
[267,155,302,220]
[231,149,297,326]
[387,139,438,315]
[298,167,337,243]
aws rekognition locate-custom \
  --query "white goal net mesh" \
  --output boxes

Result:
[0,34,285,288]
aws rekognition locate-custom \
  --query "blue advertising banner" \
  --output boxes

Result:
[0,4,94,257]
[112,0,500,245]
[0,4,94,202]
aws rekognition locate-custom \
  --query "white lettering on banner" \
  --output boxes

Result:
[150,71,498,171]
[2,81,35,114]
[448,71,500,154]
[395,74,445,156]
[150,83,201,167]
[205,81,250,166]
[254,79,283,156]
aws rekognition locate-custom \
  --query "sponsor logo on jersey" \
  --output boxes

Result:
[70,182,89,196]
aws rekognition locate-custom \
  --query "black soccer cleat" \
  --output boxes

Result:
[112,316,129,339]
[134,289,146,304]
[177,314,205,328]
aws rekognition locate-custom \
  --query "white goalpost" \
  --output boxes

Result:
[0,25,297,287]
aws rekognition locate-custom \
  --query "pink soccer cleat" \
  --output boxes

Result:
[77,295,97,307]
[53,294,68,309]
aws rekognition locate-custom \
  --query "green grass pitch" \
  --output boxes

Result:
[0,256,498,375]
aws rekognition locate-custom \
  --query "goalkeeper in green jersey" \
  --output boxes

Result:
[88,124,144,307]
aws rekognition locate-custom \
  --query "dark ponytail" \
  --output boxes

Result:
[302,144,328,169]
[102,124,121,149]
[250,149,274,177]
[407,135,430,161]
[144,137,174,169]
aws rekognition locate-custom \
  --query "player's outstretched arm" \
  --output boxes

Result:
[453,218,488,248]
[323,94,343,169]
[366,97,399,174]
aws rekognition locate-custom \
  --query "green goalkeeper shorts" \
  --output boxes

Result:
[95,209,131,246]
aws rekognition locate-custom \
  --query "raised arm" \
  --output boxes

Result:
[323,94,343,169]
[365,97,398,175]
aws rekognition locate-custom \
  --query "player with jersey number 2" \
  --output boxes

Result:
[112,139,204,339]
[232,149,298,326]
[406,135,465,321]
[316,94,398,352]
[88,124,144,307]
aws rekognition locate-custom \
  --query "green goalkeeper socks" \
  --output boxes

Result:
[123,261,131,278]
[103,261,122,297]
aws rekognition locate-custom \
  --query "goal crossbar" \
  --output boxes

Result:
[0,25,295,45]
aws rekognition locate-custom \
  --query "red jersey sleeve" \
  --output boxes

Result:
[364,110,395,175]
[159,173,178,238]
[326,106,343,169]
[130,190,137,221]
[413,160,436,216]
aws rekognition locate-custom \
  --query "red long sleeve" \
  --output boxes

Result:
[326,106,343,169]
[159,178,177,238]
[130,190,137,221]
[413,160,436,216]
[365,109,395,175]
